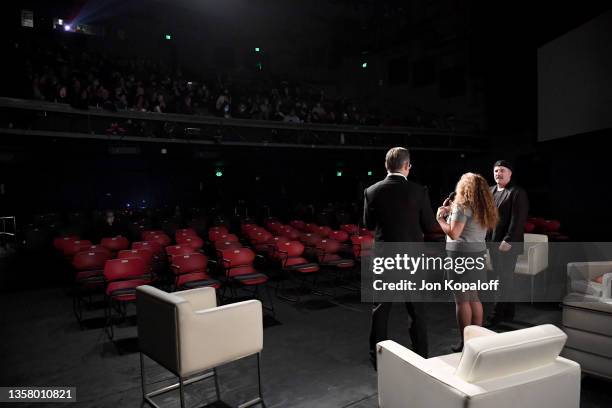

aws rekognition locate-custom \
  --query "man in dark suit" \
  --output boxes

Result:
[485,160,529,327]
[364,147,438,366]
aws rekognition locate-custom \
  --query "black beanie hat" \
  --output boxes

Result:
[493,160,513,172]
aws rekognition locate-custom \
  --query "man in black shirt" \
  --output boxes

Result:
[486,160,529,327]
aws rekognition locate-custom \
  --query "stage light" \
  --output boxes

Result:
[58,19,63,25]
[361,62,368,68]
[215,170,223,177]
[161,148,167,154]
[64,24,71,31]
[165,34,172,40]
[255,47,260,52]
[336,171,343,177]
[367,170,373,176]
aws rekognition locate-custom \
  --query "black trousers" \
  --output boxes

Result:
[490,249,519,318]
[369,302,428,358]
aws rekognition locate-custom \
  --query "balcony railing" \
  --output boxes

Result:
[0,97,485,151]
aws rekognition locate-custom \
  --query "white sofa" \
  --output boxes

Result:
[377,324,580,408]
[562,261,612,380]
[137,285,264,408]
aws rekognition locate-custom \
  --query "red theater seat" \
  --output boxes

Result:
[175,228,197,237]
[289,220,306,231]
[351,235,374,259]
[54,235,80,252]
[103,257,151,339]
[165,245,195,259]
[100,236,130,252]
[170,253,220,290]
[176,235,204,250]
[208,226,229,242]
[220,248,273,314]
[340,224,359,235]
[63,240,93,258]
[72,250,112,324]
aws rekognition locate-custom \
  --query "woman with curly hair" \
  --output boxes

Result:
[436,173,499,351]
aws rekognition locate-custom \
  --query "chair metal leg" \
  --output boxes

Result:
[263,284,275,317]
[237,353,265,408]
[257,353,266,408]
[213,368,221,401]
[140,352,147,401]
[179,378,186,408]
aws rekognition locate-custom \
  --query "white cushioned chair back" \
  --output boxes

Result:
[177,299,263,377]
[137,285,184,374]
[567,261,612,281]
[455,324,567,383]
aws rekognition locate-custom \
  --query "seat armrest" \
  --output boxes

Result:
[377,340,483,408]
[464,325,496,343]
[177,299,262,377]
[567,261,612,281]
[528,243,548,274]
[603,272,612,298]
[175,286,217,310]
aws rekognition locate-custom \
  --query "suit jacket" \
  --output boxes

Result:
[488,183,529,244]
[363,175,438,242]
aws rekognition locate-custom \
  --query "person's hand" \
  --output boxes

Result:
[443,197,452,207]
[499,241,512,252]
[436,206,450,220]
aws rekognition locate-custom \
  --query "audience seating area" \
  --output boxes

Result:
[48,210,376,342]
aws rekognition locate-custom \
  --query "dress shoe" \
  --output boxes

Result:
[369,352,377,371]
[484,314,504,328]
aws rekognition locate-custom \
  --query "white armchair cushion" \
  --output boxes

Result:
[567,262,612,298]
[455,324,566,382]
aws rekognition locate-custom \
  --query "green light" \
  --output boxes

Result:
[215,170,223,177]
[336,171,343,177]
[367,170,373,176]
[255,47,260,52]
[361,62,368,68]
[165,34,172,40]
[256,62,263,71]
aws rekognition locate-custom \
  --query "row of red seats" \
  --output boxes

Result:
[525,217,569,241]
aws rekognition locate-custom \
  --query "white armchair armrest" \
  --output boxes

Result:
[603,273,612,299]
[177,299,263,377]
[377,340,482,408]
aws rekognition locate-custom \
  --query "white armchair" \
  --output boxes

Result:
[377,324,580,408]
[515,233,549,302]
[562,261,612,380]
[137,285,264,408]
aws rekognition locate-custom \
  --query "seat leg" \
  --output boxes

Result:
[140,352,147,401]
[257,353,266,408]
[179,377,186,408]
[213,367,221,401]
[105,296,115,340]
[263,284,275,317]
